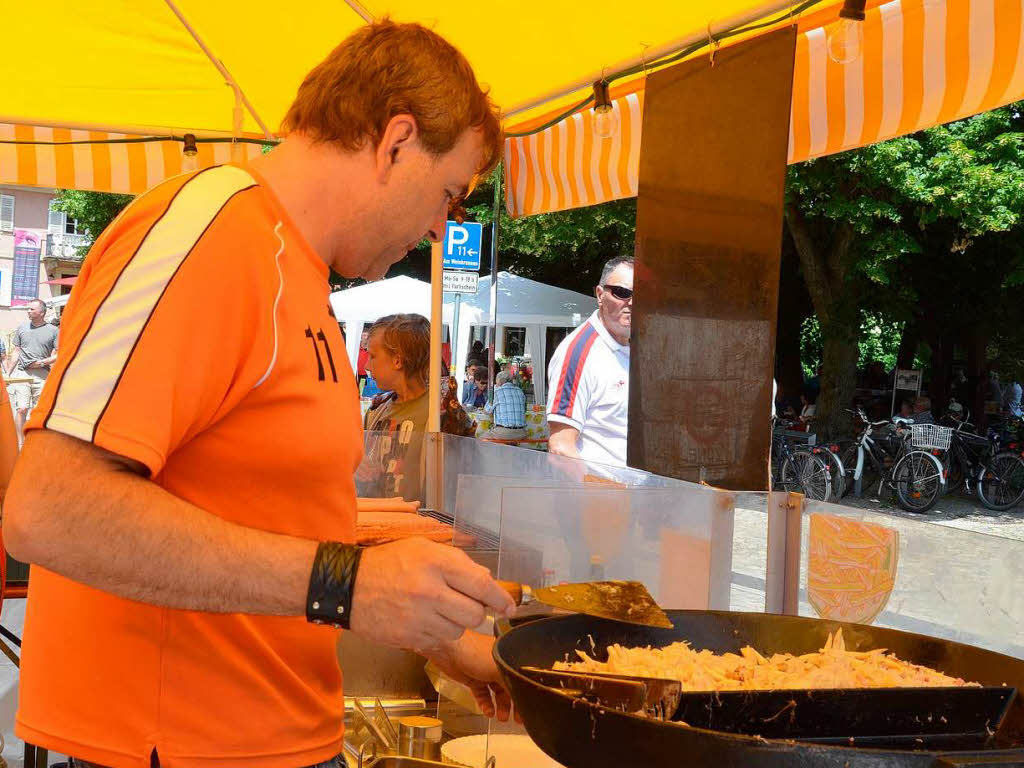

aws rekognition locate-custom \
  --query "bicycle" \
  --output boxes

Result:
[941,411,1024,510]
[808,441,847,501]
[770,419,832,501]
[838,408,947,513]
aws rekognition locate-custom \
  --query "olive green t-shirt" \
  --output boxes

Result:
[361,392,429,501]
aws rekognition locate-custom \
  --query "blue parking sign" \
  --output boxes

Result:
[442,221,482,270]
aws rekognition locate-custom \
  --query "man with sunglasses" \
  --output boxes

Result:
[546,255,634,468]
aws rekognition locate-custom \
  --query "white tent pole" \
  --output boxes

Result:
[451,294,462,377]
[526,324,545,405]
[163,0,275,140]
[345,317,364,379]
[504,0,805,118]
[428,241,443,433]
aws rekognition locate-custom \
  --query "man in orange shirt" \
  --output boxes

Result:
[3,20,515,768]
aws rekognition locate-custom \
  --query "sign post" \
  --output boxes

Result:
[441,221,483,375]
[442,222,482,271]
[891,369,923,416]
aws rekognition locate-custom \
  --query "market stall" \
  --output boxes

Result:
[2,2,1023,768]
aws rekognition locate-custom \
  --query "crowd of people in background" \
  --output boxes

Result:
[352,253,636,502]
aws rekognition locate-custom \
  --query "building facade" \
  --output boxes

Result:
[0,184,88,332]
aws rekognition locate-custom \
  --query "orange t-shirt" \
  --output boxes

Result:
[18,165,362,768]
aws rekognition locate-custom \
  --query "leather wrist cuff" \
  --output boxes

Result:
[306,541,362,629]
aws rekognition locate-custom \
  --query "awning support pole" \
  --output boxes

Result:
[428,241,443,433]
[162,0,275,140]
[341,0,374,22]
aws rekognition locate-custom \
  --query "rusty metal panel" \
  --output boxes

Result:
[628,27,797,489]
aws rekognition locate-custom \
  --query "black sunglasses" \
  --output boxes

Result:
[602,284,633,301]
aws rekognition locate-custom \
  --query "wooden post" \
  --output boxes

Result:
[765,490,804,615]
[428,240,442,434]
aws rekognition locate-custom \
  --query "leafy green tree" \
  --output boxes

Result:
[379,170,636,299]
[51,189,133,247]
[786,102,1024,436]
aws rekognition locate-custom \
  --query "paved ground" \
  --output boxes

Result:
[840,488,1024,540]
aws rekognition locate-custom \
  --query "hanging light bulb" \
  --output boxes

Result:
[592,79,618,140]
[181,133,200,172]
[827,0,867,64]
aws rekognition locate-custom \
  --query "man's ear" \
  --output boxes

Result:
[375,115,419,184]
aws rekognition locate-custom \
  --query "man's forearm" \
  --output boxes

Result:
[6,348,19,375]
[4,430,318,615]
[547,423,581,459]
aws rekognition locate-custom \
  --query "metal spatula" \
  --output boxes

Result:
[497,580,673,629]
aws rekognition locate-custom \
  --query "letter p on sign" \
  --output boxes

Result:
[446,225,469,256]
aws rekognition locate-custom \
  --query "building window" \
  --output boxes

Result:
[546,327,575,372]
[47,202,80,236]
[503,326,527,357]
[0,194,13,233]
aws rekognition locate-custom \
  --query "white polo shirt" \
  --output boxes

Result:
[546,311,630,467]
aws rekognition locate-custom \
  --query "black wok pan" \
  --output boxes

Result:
[494,610,1024,768]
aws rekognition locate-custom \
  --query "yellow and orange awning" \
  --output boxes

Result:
[2,0,1021,215]
[0,124,265,195]
[504,0,1024,216]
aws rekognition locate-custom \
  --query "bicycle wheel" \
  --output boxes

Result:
[780,451,832,501]
[977,451,1024,511]
[822,449,846,501]
[942,451,964,496]
[893,451,943,513]
[837,444,858,497]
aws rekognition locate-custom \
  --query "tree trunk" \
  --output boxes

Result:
[784,204,859,439]
[817,308,861,439]
[775,237,811,407]
[966,327,988,427]
[927,333,952,415]
[896,320,920,371]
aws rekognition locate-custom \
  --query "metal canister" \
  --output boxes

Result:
[397,715,443,760]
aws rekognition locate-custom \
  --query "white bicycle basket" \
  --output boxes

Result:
[910,423,952,451]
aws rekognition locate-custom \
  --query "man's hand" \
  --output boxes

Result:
[424,630,517,721]
[350,538,515,651]
[24,361,40,369]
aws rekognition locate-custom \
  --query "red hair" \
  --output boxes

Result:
[283,19,502,177]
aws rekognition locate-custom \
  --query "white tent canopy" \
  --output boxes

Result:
[329,272,596,404]
[329,275,454,378]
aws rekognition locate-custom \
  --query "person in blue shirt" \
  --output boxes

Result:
[467,365,488,408]
[460,360,481,406]
[1004,379,1023,419]
[361,373,382,399]
[484,370,527,440]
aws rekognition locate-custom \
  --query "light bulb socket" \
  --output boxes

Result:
[592,80,612,113]
[838,0,867,21]
[182,133,199,158]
